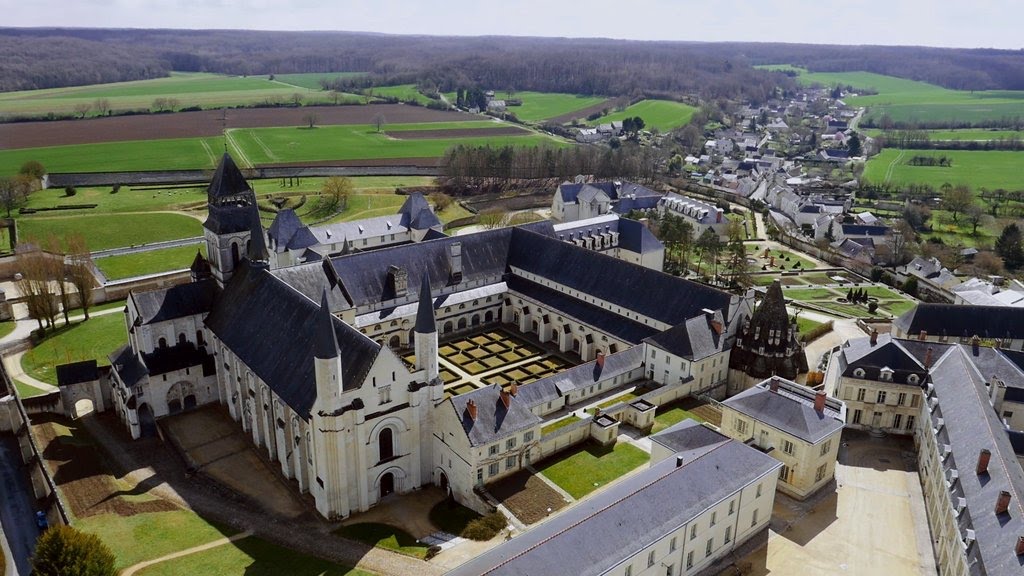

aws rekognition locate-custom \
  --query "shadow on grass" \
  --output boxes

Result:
[334,522,428,559]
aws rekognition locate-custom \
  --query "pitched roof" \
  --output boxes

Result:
[204,262,380,419]
[447,438,780,576]
[398,193,442,230]
[203,154,257,235]
[109,345,147,389]
[644,310,726,361]
[267,209,305,253]
[511,345,645,409]
[650,418,729,455]
[207,153,251,202]
[314,290,339,360]
[723,380,844,444]
[617,218,663,255]
[55,360,99,387]
[840,333,927,385]
[448,385,541,447]
[895,303,1024,340]
[247,214,269,263]
[130,279,217,325]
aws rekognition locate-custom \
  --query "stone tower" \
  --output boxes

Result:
[414,272,439,382]
[729,280,809,381]
[203,153,259,287]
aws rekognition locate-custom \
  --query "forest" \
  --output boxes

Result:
[2,28,1022,98]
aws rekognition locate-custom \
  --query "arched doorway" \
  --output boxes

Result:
[485,311,494,323]
[443,321,453,334]
[471,314,480,326]
[457,318,467,330]
[380,472,395,498]
[168,399,182,414]
[388,334,400,349]
[73,398,94,419]
[231,243,241,266]
[138,403,156,437]
[184,394,197,410]
[438,471,450,496]
[379,428,394,462]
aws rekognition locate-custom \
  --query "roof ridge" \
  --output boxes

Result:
[483,442,731,575]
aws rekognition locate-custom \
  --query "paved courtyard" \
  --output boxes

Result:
[724,431,935,576]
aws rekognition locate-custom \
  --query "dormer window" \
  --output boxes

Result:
[907,374,921,385]
[880,367,894,382]
[853,368,865,378]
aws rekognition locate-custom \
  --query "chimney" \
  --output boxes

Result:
[596,352,606,368]
[466,399,477,421]
[509,381,518,397]
[977,449,992,476]
[769,377,780,393]
[676,455,684,468]
[870,329,878,346]
[925,347,934,371]
[449,242,463,283]
[814,391,827,413]
[716,208,723,223]
[972,335,981,356]
[1016,536,1024,556]
[996,490,1012,515]
[990,376,1000,405]
[918,330,927,341]
[499,388,511,409]
[638,218,649,229]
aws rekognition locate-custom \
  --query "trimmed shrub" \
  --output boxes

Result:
[32,525,116,576]
[461,511,508,541]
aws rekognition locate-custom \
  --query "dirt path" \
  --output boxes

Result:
[883,149,905,184]
[120,531,254,576]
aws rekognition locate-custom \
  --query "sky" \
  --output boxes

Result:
[1,0,1022,50]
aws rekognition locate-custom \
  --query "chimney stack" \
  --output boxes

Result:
[1016,536,1024,556]
[676,455,684,468]
[977,449,992,476]
[596,352,606,368]
[870,329,878,346]
[972,335,981,356]
[814,391,827,413]
[509,381,518,397]
[925,347,934,371]
[918,330,927,341]
[449,242,463,283]
[996,490,1012,515]
[466,399,478,421]
[499,388,511,409]
[769,377,780,393]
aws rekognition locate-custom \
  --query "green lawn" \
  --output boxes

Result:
[507,92,609,123]
[541,415,582,435]
[17,212,202,251]
[13,379,49,398]
[586,392,638,415]
[96,244,206,280]
[272,71,364,91]
[22,314,125,385]
[796,317,824,335]
[863,149,1024,190]
[334,523,429,559]
[0,136,225,174]
[77,510,234,572]
[651,406,706,434]
[135,535,369,576]
[586,99,696,132]
[0,72,307,118]
[228,124,563,165]
[0,320,14,341]
[783,288,838,301]
[23,185,209,214]
[537,442,649,499]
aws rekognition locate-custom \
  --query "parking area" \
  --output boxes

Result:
[724,431,935,576]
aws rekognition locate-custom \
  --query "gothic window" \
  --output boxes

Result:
[378,428,395,461]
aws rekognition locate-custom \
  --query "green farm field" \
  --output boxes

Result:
[508,92,609,123]
[864,149,1024,190]
[368,84,437,106]
[18,212,202,251]
[0,136,225,175]
[227,123,563,166]
[96,244,206,281]
[586,99,696,132]
[864,128,1024,141]
[272,71,364,91]
[0,73,310,118]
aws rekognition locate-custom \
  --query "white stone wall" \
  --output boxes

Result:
[644,344,730,395]
[837,376,922,435]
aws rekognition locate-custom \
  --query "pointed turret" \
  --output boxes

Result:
[203,154,259,287]
[207,153,252,204]
[314,290,339,360]
[728,279,808,380]
[190,250,211,282]
[247,210,270,265]
[415,272,436,334]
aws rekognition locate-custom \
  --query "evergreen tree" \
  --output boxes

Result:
[33,525,116,576]
[847,133,862,157]
[995,223,1024,269]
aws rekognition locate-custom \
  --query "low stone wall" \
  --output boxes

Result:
[536,418,591,461]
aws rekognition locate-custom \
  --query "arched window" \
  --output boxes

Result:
[196,331,205,346]
[379,428,394,461]
[230,243,240,266]
[178,333,187,345]
[158,337,167,348]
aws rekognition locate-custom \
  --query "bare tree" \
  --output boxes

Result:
[942,185,973,223]
[964,204,990,236]
[43,235,73,325]
[291,93,303,106]
[320,176,353,211]
[67,234,95,320]
[373,113,386,133]
[0,178,21,218]
[302,112,319,129]
[166,97,180,111]
[478,210,507,229]
[94,98,111,116]
[17,247,58,332]
[428,191,453,212]
[72,102,91,118]
[329,90,342,105]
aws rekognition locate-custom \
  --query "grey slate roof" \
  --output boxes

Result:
[507,228,732,328]
[207,153,251,202]
[109,345,147,389]
[56,360,99,387]
[841,224,889,236]
[447,437,780,576]
[895,303,1024,341]
[839,333,928,385]
[448,385,541,447]
[203,154,257,235]
[270,261,352,312]
[617,218,663,255]
[650,418,729,455]
[399,193,442,230]
[644,310,726,361]
[204,262,380,419]
[141,342,215,377]
[130,279,217,325]
[248,215,269,262]
[512,345,645,409]
[267,209,306,254]
[723,382,844,444]
[314,290,339,361]
[929,346,1024,576]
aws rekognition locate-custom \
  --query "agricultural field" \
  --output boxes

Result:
[17,212,202,251]
[272,71,364,91]
[863,128,1024,141]
[0,72,310,118]
[863,149,1024,190]
[0,136,226,175]
[586,99,696,132]
[368,84,438,106]
[507,92,610,123]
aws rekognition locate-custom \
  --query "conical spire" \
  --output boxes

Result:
[314,289,339,360]
[190,250,211,281]
[207,153,252,203]
[415,272,436,334]
[247,210,269,264]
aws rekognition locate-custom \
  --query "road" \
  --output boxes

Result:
[0,437,38,576]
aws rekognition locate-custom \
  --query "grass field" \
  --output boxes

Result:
[508,92,609,123]
[334,523,429,559]
[863,149,1024,190]
[273,71,364,91]
[759,66,1024,127]
[864,128,1024,141]
[22,314,125,385]
[96,244,205,280]
[18,212,202,251]
[538,442,649,499]
[77,511,234,572]
[0,136,225,175]
[586,99,696,132]
[0,73,309,118]
[135,536,368,576]
[368,84,437,106]
[228,123,562,165]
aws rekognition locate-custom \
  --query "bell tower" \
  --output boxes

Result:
[203,153,259,288]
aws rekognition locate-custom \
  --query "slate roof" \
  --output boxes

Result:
[557,180,660,205]
[841,224,889,237]
[723,381,844,444]
[204,262,380,419]
[270,261,352,311]
[839,333,928,385]
[248,216,269,262]
[512,345,645,409]
[650,418,729,455]
[414,272,436,334]
[928,346,1024,576]
[644,310,726,361]
[109,345,147,389]
[207,153,251,202]
[56,360,99,387]
[267,209,306,254]
[447,437,780,576]
[130,279,217,325]
[203,154,257,235]
[448,385,541,447]
[895,304,1024,341]
[558,181,617,203]
[141,342,215,377]
[965,346,1024,403]
[617,218,663,255]
[507,228,732,328]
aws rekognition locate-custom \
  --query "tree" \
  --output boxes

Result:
[320,177,352,212]
[428,191,453,212]
[72,102,91,118]
[17,247,58,331]
[847,133,862,157]
[93,98,111,116]
[0,177,25,217]
[302,112,319,128]
[724,232,751,288]
[19,160,46,180]
[694,228,721,278]
[942,185,973,223]
[67,234,95,320]
[902,276,919,297]
[373,113,386,133]
[290,93,303,106]
[328,90,342,105]
[964,204,988,235]
[44,235,72,324]
[995,223,1024,269]
[973,251,1005,275]
[32,524,116,576]
[478,210,506,229]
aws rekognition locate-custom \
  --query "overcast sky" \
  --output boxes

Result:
[2,0,1021,49]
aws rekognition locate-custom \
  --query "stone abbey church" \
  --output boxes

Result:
[107,154,804,519]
